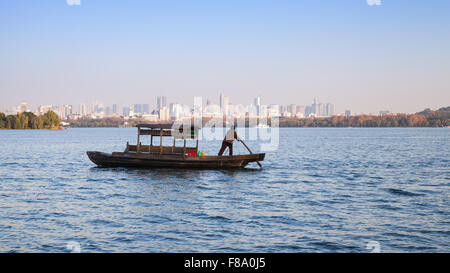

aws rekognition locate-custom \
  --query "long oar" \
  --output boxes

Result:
[239,139,262,168]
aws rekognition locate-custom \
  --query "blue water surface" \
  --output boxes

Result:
[0,128,448,252]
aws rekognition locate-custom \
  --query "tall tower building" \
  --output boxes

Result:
[318,103,324,117]
[93,102,103,114]
[305,105,311,117]
[311,97,319,116]
[254,96,261,106]
[157,96,167,110]
[158,107,170,121]
[63,105,73,118]
[123,107,130,117]
[143,104,150,114]
[254,96,261,116]
[134,104,142,114]
[326,103,334,117]
[290,104,297,116]
[297,105,305,118]
[105,106,111,117]
[220,93,229,115]
[79,103,87,117]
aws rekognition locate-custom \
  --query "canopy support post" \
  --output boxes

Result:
[137,126,141,153]
[172,137,175,152]
[160,128,163,154]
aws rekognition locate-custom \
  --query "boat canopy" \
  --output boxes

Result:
[131,123,201,154]
[135,123,200,138]
[136,123,174,129]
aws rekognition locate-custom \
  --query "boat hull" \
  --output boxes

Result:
[86,151,265,169]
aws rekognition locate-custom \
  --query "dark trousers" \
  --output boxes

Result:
[218,141,233,156]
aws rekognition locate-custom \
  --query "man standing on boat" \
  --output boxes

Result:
[218,125,240,156]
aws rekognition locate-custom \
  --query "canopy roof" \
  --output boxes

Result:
[136,123,174,129]
[136,123,201,130]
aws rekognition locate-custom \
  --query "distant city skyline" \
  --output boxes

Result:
[0,95,446,116]
[5,94,338,121]
[1,1,449,114]
[2,92,446,118]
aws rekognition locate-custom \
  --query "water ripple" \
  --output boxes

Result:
[0,128,448,252]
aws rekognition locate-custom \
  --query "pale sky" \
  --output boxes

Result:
[1,0,449,114]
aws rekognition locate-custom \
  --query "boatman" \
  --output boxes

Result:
[218,125,240,156]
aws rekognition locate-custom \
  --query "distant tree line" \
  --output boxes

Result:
[66,117,136,128]
[0,111,60,129]
[279,107,449,128]
[56,106,450,128]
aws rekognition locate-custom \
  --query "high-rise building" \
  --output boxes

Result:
[123,107,130,117]
[220,93,229,115]
[289,104,297,116]
[143,104,150,114]
[318,103,325,116]
[93,102,104,114]
[62,105,72,118]
[269,104,280,117]
[157,96,167,110]
[134,104,142,114]
[306,98,334,117]
[285,98,335,117]
[159,107,170,121]
[112,104,117,114]
[314,98,321,116]
[56,106,64,118]
[51,106,61,117]
[326,103,334,117]
[296,105,305,118]
[345,109,351,117]
[79,104,87,117]
[254,96,261,106]
[105,106,111,117]
[305,105,312,117]
[253,96,261,116]
[170,103,179,120]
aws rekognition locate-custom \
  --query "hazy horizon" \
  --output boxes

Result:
[1,0,449,114]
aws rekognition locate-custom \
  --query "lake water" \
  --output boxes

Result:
[0,128,448,252]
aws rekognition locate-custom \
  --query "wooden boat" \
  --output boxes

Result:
[87,124,265,169]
